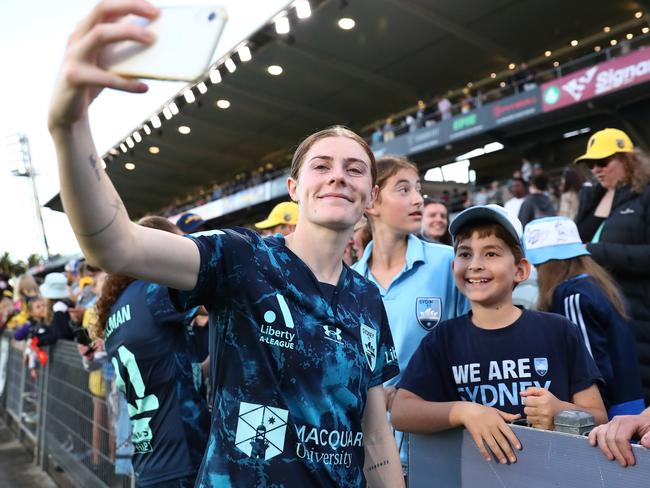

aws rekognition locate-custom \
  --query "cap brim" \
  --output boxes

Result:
[449,207,521,245]
[526,243,590,265]
[574,147,633,163]
[254,219,278,229]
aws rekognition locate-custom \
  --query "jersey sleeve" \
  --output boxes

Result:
[563,318,603,396]
[397,325,456,402]
[369,303,399,387]
[169,230,230,312]
[147,283,198,326]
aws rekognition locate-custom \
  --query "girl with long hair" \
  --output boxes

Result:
[47,2,402,485]
[524,216,644,418]
[353,155,467,467]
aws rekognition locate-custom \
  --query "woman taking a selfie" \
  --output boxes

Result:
[48,1,402,486]
[574,128,650,406]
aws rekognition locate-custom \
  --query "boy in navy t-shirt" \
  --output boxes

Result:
[392,205,607,464]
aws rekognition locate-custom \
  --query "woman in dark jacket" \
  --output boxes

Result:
[574,128,650,406]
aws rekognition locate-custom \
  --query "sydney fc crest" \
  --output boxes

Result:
[534,357,548,377]
[360,324,377,372]
[235,402,289,461]
[416,297,442,330]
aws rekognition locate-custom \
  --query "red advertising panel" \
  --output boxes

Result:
[541,48,650,112]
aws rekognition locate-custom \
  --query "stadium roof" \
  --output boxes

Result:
[46,0,643,217]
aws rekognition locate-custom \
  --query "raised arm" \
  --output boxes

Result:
[48,0,199,290]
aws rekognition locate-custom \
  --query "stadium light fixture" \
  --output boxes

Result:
[238,44,252,62]
[210,68,222,84]
[626,33,634,40]
[197,82,208,94]
[275,13,290,34]
[132,131,142,143]
[124,162,136,171]
[109,148,120,156]
[610,39,618,46]
[635,11,643,19]
[338,18,355,30]
[570,39,578,47]
[466,82,473,88]
[183,89,196,103]
[643,27,650,34]
[120,143,127,153]
[168,102,179,115]
[508,63,516,70]
[295,0,311,19]
[178,126,191,135]
[594,45,601,52]
[162,106,173,120]
[563,127,591,139]
[216,99,231,109]
[544,50,552,57]
[267,65,284,76]
[490,72,496,79]
[553,61,560,67]
[499,81,506,88]
[150,115,162,128]
[126,137,134,149]
[148,146,160,154]
[142,124,151,135]
[603,26,611,33]
[225,57,237,73]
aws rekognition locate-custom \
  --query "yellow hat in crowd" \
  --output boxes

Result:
[255,201,299,229]
[574,128,634,163]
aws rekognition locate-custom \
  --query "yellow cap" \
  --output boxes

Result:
[574,128,634,163]
[79,277,94,290]
[255,201,299,229]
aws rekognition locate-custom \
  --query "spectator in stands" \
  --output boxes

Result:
[93,217,210,487]
[521,158,533,183]
[460,91,473,114]
[504,177,527,218]
[437,95,452,121]
[6,273,39,330]
[383,118,395,141]
[449,188,464,213]
[49,17,403,483]
[487,180,505,206]
[65,259,82,302]
[415,100,427,128]
[509,63,536,93]
[589,406,650,467]
[557,167,583,220]
[420,198,452,245]
[574,128,650,405]
[525,217,644,418]
[254,201,298,237]
[518,173,556,227]
[343,216,371,265]
[392,205,607,464]
[176,212,207,234]
[371,126,383,145]
[473,186,489,206]
[354,155,468,468]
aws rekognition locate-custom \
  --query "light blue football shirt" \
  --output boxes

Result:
[353,235,470,386]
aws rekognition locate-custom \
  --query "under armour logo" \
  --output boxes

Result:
[323,325,343,343]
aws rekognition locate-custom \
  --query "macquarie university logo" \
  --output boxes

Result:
[360,324,377,372]
[534,357,548,377]
[235,402,289,461]
[416,297,442,330]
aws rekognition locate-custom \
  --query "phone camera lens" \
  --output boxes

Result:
[208,11,216,21]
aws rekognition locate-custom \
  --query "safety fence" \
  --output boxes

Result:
[0,331,132,488]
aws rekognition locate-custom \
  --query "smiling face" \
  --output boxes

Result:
[452,230,529,308]
[29,298,46,320]
[287,136,375,231]
[422,202,448,240]
[591,155,627,190]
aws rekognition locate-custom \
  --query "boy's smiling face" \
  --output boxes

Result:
[452,231,530,308]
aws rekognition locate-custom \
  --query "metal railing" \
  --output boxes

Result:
[0,331,132,488]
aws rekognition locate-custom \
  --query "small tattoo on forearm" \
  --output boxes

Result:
[77,198,123,238]
[367,459,390,472]
[88,154,101,182]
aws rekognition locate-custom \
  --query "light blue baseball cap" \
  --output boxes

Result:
[523,216,590,265]
[449,204,524,247]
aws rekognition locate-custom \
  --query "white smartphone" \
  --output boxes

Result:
[99,5,227,82]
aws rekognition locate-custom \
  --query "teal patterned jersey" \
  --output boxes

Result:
[105,281,210,486]
[171,228,399,487]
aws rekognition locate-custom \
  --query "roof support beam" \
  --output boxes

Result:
[390,0,521,62]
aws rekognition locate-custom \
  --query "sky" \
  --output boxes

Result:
[0,0,289,261]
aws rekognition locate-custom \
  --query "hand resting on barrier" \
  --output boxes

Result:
[588,407,650,467]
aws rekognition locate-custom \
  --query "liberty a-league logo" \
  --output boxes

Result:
[534,358,548,377]
[235,402,289,461]
[416,297,442,330]
[360,324,377,372]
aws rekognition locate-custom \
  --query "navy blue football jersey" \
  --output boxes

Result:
[398,310,601,416]
[170,228,399,488]
[551,274,644,417]
[104,281,210,486]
